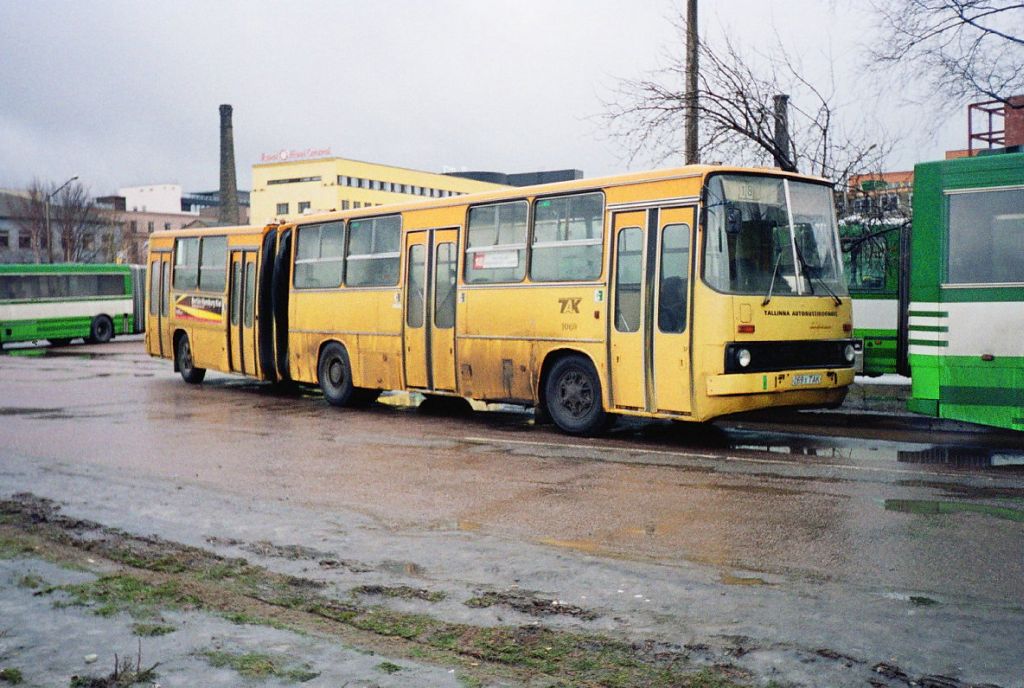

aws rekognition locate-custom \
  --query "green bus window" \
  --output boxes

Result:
[615,227,643,333]
[346,216,400,287]
[174,238,199,290]
[199,236,227,292]
[531,192,604,282]
[947,188,1024,284]
[465,201,528,284]
[658,224,690,334]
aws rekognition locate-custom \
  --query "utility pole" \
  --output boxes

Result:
[773,94,795,172]
[45,175,78,264]
[684,0,699,164]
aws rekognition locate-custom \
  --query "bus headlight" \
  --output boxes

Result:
[736,348,752,368]
[844,343,856,363]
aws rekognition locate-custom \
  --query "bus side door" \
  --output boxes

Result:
[147,252,173,358]
[609,207,693,415]
[403,228,459,391]
[228,250,258,376]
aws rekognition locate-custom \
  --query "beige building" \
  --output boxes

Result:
[250,156,508,225]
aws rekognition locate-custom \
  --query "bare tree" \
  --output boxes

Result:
[50,181,115,262]
[603,18,893,186]
[867,0,1024,108]
[9,180,49,263]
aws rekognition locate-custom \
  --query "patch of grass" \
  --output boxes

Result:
[59,574,198,618]
[0,667,23,684]
[201,650,318,683]
[130,622,176,637]
[16,574,43,589]
[68,653,158,688]
[0,536,34,559]
[375,661,402,674]
[351,584,446,602]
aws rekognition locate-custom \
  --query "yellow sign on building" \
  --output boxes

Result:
[251,156,508,224]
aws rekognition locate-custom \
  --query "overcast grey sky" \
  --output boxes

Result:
[0,0,968,195]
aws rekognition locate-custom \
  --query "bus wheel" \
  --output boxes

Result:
[318,342,357,406]
[176,335,206,384]
[89,315,114,344]
[544,355,608,436]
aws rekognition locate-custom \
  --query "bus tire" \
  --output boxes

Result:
[89,315,114,344]
[176,334,206,384]
[318,342,358,407]
[544,355,608,436]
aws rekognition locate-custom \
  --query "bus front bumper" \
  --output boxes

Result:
[706,367,855,396]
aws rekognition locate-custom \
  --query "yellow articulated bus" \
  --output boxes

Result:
[146,165,856,435]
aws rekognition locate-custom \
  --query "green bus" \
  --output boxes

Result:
[908,148,1024,430]
[841,220,909,376]
[0,263,145,348]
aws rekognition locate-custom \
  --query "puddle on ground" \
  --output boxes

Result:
[882,591,940,606]
[898,446,1024,468]
[377,560,426,576]
[884,499,1024,522]
[720,573,773,586]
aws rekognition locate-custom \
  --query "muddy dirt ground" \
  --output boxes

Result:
[1,338,1022,687]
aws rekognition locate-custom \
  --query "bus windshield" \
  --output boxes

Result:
[703,174,847,298]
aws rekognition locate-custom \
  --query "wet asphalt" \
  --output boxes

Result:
[1,338,1022,687]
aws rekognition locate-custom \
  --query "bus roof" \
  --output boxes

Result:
[0,263,133,274]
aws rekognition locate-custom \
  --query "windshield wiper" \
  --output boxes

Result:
[794,245,842,306]
[762,252,785,307]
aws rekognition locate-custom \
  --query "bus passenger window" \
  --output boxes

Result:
[531,192,604,282]
[346,216,401,287]
[173,238,199,290]
[198,236,227,292]
[465,201,528,284]
[614,227,643,333]
[658,223,689,333]
[295,222,345,289]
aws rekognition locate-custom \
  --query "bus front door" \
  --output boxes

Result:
[403,228,459,391]
[609,207,693,415]
[148,252,173,357]
[228,250,258,376]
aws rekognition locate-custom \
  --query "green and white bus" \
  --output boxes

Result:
[907,148,1024,430]
[0,263,145,348]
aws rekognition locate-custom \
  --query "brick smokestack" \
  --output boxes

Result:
[218,104,240,226]
[1005,95,1024,148]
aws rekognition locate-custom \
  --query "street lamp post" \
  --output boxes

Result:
[44,175,79,263]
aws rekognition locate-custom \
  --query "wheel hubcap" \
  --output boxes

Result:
[328,359,344,387]
[558,370,593,418]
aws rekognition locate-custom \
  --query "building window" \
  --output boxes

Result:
[465,200,528,284]
[83,234,95,251]
[130,220,138,233]
[0,230,8,248]
[338,175,348,187]
[148,221,155,233]
[353,201,361,209]
[164,222,171,231]
[18,232,31,249]
[361,179,371,190]
[298,201,311,213]
[341,200,350,210]
[267,176,321,185]
[276,202,289,215]
[346,215,401,287]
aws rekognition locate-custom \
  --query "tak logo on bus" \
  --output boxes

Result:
[559,297,582,314]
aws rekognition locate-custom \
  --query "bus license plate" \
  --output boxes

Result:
[791,374,822,387]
